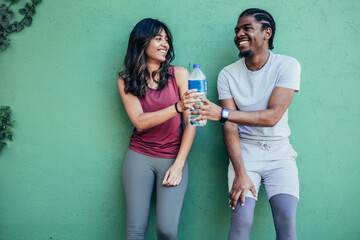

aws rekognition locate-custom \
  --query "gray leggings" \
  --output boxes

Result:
[122,149,188,240]
[228,194,298,240]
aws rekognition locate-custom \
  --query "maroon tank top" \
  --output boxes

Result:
[129,66,183,158]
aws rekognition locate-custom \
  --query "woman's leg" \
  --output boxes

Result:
[269,194,298,240]
[227,197,257,240]
[122,150,155,240]
[155,160,188,240]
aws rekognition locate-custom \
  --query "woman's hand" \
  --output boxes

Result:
[162,163,183,186]
[177,89,202,112]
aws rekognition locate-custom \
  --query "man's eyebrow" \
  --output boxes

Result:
[241,23,253,27]
[235,23,252,30]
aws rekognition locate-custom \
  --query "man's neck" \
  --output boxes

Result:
[244,51,270,71]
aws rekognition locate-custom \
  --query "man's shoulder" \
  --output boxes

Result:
[220,59,243,75]
[271,53,300,67]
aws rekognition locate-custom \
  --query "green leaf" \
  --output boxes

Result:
[32,0,42,6]
[0,43,8,50]
[28,9,35,17]
[21,16,32,26]
[0,4,8,11]
[5,11,13,20]
[19,8,26,15]
[16,22,24,31]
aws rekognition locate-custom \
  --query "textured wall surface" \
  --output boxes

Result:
[1,0,359,239]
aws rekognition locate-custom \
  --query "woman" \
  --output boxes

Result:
[118,18,200,240]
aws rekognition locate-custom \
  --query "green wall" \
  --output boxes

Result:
[1,0,359,239]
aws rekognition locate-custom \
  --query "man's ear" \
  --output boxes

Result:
[264,27,272,40]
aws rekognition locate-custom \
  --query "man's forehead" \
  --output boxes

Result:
[236,16,260,27]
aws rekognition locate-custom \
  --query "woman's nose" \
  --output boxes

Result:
[161,40,169,47]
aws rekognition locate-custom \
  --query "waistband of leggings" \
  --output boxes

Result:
[239,137,290,145]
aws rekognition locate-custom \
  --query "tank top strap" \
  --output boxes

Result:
[168,65,180,98]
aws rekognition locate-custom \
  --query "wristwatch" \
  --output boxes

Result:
[220,108,230,125]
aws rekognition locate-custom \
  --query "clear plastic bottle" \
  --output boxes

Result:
[188,64,207,126]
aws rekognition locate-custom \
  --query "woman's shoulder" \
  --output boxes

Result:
[173,66,189,76]
[117,74,126,89]
[173,66,189,86]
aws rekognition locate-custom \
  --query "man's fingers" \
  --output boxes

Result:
[201,98,210,105]
[232,191,241,210]
[193,104,204,110]
[250,185,257,197]
[229,189,241,210]
[240,190,248,207]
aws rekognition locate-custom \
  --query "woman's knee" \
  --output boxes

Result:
[126,225,147,240]
[156,225,178,240]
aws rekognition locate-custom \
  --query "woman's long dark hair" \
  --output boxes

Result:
[120,18,175,98]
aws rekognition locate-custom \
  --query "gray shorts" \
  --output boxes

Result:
[228,138,299,200]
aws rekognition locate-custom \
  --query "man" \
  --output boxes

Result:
[193,8,301,240]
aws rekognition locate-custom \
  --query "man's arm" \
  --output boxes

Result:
[194,87,295,127]
[220,98,257,209]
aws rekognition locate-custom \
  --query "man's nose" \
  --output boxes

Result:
[237,29,245,37]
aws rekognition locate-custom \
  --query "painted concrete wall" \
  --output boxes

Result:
[1,0,359,239]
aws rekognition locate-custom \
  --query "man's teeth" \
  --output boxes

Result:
[239,41,248,45]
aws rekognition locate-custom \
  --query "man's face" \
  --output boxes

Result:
[234,15,270,58]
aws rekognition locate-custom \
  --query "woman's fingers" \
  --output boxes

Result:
[180,90,203,111]
[162,170,182,186]
[162,170,170,184]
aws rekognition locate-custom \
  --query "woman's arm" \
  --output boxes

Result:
[118,76,199,132]
[162,66,197,186]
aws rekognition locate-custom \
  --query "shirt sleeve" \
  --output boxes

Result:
[275,58,301,92]
[217,69,233,100]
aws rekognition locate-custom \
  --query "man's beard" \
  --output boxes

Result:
[239,49,251,58]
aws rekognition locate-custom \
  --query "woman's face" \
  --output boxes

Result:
[145,29,169,64]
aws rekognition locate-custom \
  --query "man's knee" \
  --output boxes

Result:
[232,209,254,231]
[231,198,256,233]
[272,204,297,239]
[276,207,296,226]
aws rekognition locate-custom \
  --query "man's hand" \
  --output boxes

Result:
[192,98,223,121]
[162,164,183,186]
[229,173,257,209]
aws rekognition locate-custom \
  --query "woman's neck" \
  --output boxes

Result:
[146,61,161,88]
[147,61,161,78]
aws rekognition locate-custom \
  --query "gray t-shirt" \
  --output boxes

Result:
[217,52,301,140]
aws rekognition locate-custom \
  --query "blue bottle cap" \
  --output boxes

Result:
[193,64,200,68]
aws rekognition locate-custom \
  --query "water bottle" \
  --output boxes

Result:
[188,64,207,127]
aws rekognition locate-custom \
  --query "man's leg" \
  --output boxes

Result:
[228,197,257,240]
[262,143,299,240]
[269,194,298,240]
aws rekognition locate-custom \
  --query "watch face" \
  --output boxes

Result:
[222,109,230,118]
